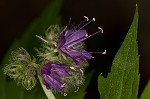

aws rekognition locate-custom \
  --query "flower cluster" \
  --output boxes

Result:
[36,17,105,95]
[4,16,105,95]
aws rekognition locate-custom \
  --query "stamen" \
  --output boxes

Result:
[61,83,66,88]
[98,27,103,33]
[77,17,96,30]
[85,33,88,37]
[84,16,89,21]
[102,50,107,54]
[79,69,84,76]
[82,26,103,39]
[89,50,107,54]
[76,16,89,29]
[70,67,76,70]
[93,18,95,21]
[66,28,102,47]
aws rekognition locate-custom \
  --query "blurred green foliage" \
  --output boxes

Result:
[0,0,62,99]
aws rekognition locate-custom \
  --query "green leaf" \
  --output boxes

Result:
[98,4,139,99]
[55,71,94,99]
[0,0,62,99]
[140,80,150,99]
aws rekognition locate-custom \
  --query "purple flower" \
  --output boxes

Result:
[41,63,70,92]
[39,17,105,94]
[58,17,103,64]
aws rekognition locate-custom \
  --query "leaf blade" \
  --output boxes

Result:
[140,80,150,99]
[98,5,139,99]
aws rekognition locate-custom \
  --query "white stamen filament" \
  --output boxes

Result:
[76,16,89,29]
[66,28,102,48]
[89,50,107,54]
[80,69,84,76]
[78,17,96,30]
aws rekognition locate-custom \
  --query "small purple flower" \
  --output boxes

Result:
[58,17,103,64]
[41,62,84,94]
[41,63,70,92]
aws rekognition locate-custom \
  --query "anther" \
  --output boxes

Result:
[78,17,96,30]
[98,27,103,33]
[84,16,89,21]
[64,93,67,96]
[85,33,88,37]
[102,50,107,54]
[89,50,107,54]
[93,18,96,21]
[76,16,89,29]
[70,67,76,70]
[61,83,66,88]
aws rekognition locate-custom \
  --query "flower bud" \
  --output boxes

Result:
[4,48,38,90]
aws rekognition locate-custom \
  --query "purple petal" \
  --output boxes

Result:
[41,64,51,75]
[59,48,88,64]
[58,32,66,48]
[43,74,63,91]
[64,30,87,47]
[81,50,92,59]
[51,66,70,76]
[45,81,51,89]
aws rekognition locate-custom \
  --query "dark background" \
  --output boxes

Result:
[0,0,150,98]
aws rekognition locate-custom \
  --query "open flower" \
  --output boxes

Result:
[58,17,103,64]
[41,63,69,91]
[41,62,84,94]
